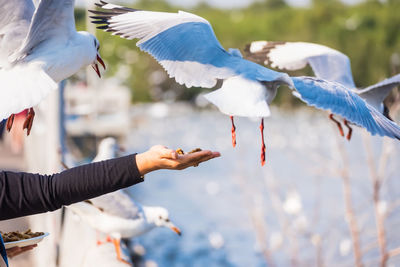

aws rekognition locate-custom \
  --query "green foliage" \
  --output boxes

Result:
[76,0,400,106]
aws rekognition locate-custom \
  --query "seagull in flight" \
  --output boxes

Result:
[90,1,295,166]
[67,138,181,264]
[90,2,400,165]
[0,0,105,135]
[245,41,400,140]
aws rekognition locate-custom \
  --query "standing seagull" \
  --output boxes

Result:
[89,2,400,166]
[89,1,294,166]
[245,41,400,140]
[67,138,181,264]
[0,0,105,135]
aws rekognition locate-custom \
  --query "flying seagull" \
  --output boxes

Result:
[0,0,105,135]
[90,1,295,166]
[90,2,400,166]
[245,41,400,140]
[67,138,181,264]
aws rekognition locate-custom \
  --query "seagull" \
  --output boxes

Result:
[0,0,105,135]
[67,137,181,264]
[89,1,294,166]
[89,2,400,165]
[245,41,400,140]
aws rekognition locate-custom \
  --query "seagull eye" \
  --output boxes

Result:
[166,219,170,222]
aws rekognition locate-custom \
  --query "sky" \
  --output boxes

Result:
[78,0,366,9]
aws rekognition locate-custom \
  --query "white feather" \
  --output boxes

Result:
[108,10,208,45]
[159,60,234,88]
[0,64,57,120]
[204,76,271,117]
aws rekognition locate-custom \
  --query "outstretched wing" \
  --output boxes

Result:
[0,64,58,120]
[90,2,246,88]
[357,73,400,111]
[0,0,34,65]
[11,0,76,61]
[292,76,400,140]
[0,0,34,29]
[245,41,356,88]
[89,190,142,220]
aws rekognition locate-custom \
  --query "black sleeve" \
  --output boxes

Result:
[0,154,144,220]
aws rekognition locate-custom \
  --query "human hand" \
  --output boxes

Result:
[135,145,221,175]
[6,245,37,258]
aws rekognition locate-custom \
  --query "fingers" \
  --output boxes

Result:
[174,150,221,169]
[19,244,37,253]
[140,146,221,173]
[7,244,37,258]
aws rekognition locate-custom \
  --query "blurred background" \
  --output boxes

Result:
[1,0,400,266]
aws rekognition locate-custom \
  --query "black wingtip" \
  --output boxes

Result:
[90,2,140,32]
[96,25,109,30]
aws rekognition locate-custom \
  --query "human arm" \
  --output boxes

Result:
[0,146,220,220]
[0,154,143,220]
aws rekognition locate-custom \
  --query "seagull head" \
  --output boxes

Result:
[91,37,106,78]
[143,207,182,236]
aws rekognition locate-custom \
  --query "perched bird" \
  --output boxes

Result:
[245,41,400,140]
[67,138,181,264]
[0,0,105,135]
[90,2,400,166]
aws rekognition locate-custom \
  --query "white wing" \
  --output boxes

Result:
[90,3,237,88]
[90,2,293,94]
[11,0,76,61]
[0,64,58,120]
[0,0,34,65]
[357,73,400,112]
[0,0,34,30]
[292,76,400,139]
[246,41,356,88]
[89,190,142,220]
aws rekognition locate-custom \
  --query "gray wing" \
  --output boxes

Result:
[11,0,76,61]
[245,41,356,88]
[357,73,400,112]
[89,190,142,220]
[0,0,35,65]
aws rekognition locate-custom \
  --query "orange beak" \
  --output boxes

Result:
[170,226,182,236]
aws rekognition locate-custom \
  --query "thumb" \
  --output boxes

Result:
[159,147,178,159]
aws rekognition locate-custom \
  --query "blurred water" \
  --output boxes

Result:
[125,103,400,267]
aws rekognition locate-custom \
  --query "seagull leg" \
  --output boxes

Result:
[22,108,35,136]
[329,114,344,137]
[6,114,15,132]
[112,238,131,265]
[230,116,236,147]
[260,118,266,166]
[344,119,353,141]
